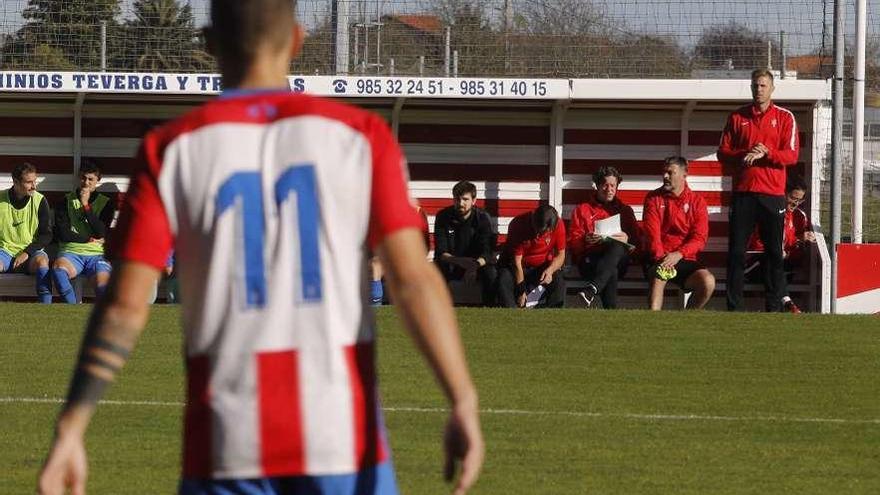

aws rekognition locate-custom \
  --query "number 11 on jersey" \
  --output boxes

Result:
[215,164,322,308]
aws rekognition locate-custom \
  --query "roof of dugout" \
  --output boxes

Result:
[0,71,830,104]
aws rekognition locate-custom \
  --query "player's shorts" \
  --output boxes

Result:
[0,248,48,273]
[179,461,399,495]
[644,259,706,288]
[59,252,112,278]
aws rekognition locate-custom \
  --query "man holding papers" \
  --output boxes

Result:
[568,166,640,308]
[642,156,715,310]
[497,205,566,308]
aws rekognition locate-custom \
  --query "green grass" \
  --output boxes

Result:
[2,305,879,493]
[820,193,880,243]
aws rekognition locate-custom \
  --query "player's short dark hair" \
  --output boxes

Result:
[531,204,558,234]
[593,166,622,188]
[751,68,774,84]
[79,159,102,179]
[209,0,296,82]
[787,174,808,193]
[452,180,477,199]
[663,156,688,172]
[12,162,36,182]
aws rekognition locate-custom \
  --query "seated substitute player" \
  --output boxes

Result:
[37,2,483,495]
[433,181,498,306]
[0,161,53,302]
[497,205,566,308]
[642,156,715,310]
[744,176,816,313]
[51,160,116,303]
[567,166,640,309]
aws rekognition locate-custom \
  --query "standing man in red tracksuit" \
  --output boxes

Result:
[567,166,640,309]
[718,68,800,312]
[642,156,715,310]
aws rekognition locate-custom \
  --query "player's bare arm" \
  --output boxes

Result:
[38,262,160,495]
[378,228,484,495]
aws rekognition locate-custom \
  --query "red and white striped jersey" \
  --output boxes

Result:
[109,90,423,479]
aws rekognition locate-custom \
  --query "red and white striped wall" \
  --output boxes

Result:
[0,96,199,207]
[398,104,550,246]
[836,244,880,314]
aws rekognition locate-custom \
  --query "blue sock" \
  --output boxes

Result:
[370,280,383,306]
[52,268,77,304]
[95,283,107,299]
[35,267,52,304]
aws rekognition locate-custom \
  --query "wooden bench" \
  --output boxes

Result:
[0,272,172,303]
[437,232,827,311]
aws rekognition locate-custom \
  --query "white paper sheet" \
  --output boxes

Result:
[594,214,621,237]
[525,285,545,308]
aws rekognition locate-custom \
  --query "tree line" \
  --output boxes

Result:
[0,0,876,89]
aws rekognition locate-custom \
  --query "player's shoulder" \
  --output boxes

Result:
[645,186,666,200]
[570,201,589,216]
[771,103,797,122]
[684,186,707,206]
[146,92,388,152]
[472,206,493,221]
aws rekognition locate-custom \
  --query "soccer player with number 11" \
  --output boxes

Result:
[37,1,483,494]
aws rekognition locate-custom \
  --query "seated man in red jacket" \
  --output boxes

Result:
[568,166,640,308]
[744,176,816,313]
[497,205,566,308]
[642,156,715,310]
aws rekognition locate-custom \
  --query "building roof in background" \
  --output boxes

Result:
[786,54,832,78]
[385,14,442,35]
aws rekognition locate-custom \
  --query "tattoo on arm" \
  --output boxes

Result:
[91,336,132,360]
[65,326,135,407]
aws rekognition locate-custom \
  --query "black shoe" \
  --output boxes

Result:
[578,285,598,308]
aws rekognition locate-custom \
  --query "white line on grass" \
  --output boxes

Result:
[3,396,878,425]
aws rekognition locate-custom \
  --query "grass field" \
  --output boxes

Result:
[2,304,879,494]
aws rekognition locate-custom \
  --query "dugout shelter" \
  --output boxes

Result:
[0,71,831,311]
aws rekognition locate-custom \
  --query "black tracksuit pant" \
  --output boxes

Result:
[437,261,499,307]
[577,241,629,309]
[497,264,565,308]
[727,192,786,312]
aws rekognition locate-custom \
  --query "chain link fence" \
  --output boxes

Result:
[0,1,876,82]
[0,0,879,240]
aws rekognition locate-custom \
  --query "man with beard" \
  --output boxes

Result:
[433,181,498,306]
[642,156,715,310]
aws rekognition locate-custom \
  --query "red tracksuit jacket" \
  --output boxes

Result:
[567,193,640,265]
[642,184,709,262]
[717,103,800,196]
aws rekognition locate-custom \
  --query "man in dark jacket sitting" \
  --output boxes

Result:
[433,180,498,306]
